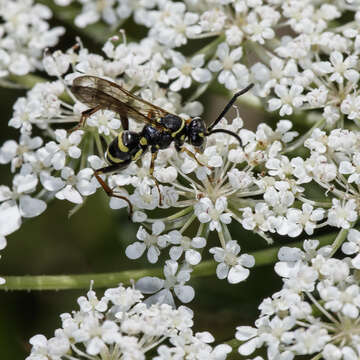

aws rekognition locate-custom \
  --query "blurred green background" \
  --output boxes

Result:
[0,5,283,359]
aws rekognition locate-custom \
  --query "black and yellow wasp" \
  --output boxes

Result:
[71,75,253,215]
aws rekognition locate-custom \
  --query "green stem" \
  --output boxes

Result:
[0,232,335,291]
[283,116,326,154]
[329,227,349,257]
[8,74,46,89]
[224,339,241,360]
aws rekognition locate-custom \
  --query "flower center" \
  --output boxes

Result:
[224,251,237,266]
[181,63,193,75]
[223,56,234,70]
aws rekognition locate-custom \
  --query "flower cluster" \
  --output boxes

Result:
[26,283,232,360]
[0,0,64,79]
[236,239,360,359]
[2,0,360,358]
[2,0,360,303]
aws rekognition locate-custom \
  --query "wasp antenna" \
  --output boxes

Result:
[206,129,242,146]
[208,83,254,132]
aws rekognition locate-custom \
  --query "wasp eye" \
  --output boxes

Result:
[188,118,206,148]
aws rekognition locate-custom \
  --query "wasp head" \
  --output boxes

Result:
[187,117,207,152]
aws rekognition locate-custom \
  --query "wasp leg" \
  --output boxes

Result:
[180,147,213,170]
[149,151,163,206]
[69,104,103,133]
[120,114,129,131]
[94,164,133,217]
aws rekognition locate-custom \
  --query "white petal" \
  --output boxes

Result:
[144,289,175,307]
[68,146,81,159]
[228,266,250,283]
[238,338,258,356]
[191,236,206,248]
[135,276,164,294]
[174,285,195,303]
[40,173,64,191]
[56,185,83,204]
[169,246,183,261]
[0,235,6,250]
[192,68,211,83]
[235,326,257,341]
[147,245,160,263]
[86,337,105,356]
[185,249,201,265]
[152,220,165,235]
[216,262,229,279]
[52,151,66,170]
[0,201,21,236]
[351,254,360,269]
[19,196,46,218]
[125,242,146,259]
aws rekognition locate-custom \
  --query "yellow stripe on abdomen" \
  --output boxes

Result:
[117,131,129,152]
[106,151,125,164]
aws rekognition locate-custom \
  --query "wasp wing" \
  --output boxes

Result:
[71,76,176,127]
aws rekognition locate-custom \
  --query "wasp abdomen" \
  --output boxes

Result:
[106,131,143,165]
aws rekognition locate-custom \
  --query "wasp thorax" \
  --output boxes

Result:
[159,114,183,132]
[188,118,207,149]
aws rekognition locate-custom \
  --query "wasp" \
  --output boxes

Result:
[71,75,254,215]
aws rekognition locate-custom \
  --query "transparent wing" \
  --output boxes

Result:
[71,75,176,126]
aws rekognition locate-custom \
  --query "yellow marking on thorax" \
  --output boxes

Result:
[171,118,185,137]
[140,137,148,145]
[132,148,143,161]
[106,151,124,164]
[117,131,129,152]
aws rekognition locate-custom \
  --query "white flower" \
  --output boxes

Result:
[28,284,226,360]
[125,221,166,264]
[55,167,97,204]
[318,282,360,319]
[136,260,195,306]
[0,173,47,230]
[339,153,360,184]
[86,109,121,135]
[45,130,83,170]
[241,203,275,235]
[208,43,247,90]
[340,94,360,120]
[327,199,358,229]
[161,231,206,265]
[0,134,43,172]
[244,8,279,44]
[209,240,254,284]
[199,8,227,33]
[167,53,211,91]
[0,0,64,78]
[195,197,232,232]
[286,203,325,237]
[342,229,360,269]
[268,84,304,116]
[78,288,108,314]
[8,97,42,133]
[312,51,359,84]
